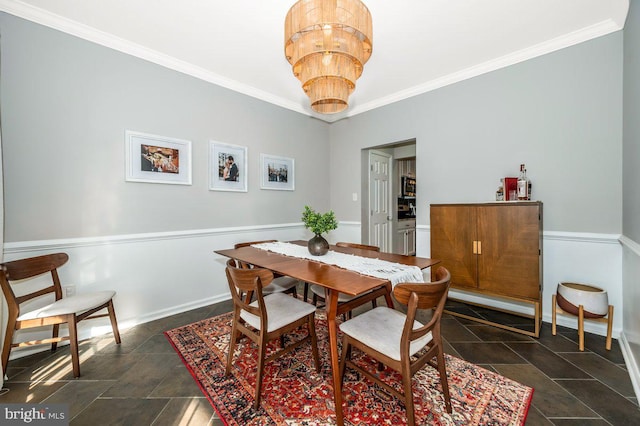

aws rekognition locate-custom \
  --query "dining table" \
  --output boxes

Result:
[215,240,439,426]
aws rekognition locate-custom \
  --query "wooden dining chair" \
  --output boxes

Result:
[338,266,453,425]
[225,259,320,409]
[308,242,381,317]
[233,240,299,299]
[0,253,121,378]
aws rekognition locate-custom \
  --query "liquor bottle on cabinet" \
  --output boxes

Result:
[496,179,504,201]
[517,164,529,200]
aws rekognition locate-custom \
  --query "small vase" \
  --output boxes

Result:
[308,234,329,256]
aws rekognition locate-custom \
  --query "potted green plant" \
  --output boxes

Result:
[302,205,338,256]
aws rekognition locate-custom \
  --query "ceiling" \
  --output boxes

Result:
[0,0,630,122]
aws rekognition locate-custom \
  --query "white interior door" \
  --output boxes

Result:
[368,150,392,252]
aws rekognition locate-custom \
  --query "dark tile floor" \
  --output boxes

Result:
[1,295,639,425]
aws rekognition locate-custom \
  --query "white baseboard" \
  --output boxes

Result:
[619,331,640,401]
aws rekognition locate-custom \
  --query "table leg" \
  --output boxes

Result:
[326,289,344,426]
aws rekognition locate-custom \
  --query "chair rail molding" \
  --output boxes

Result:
[0,222,626,362]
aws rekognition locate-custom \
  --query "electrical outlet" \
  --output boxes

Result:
[64,286,75,297]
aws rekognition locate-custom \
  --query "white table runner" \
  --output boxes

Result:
[252,241,424,286]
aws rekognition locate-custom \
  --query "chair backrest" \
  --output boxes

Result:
[232,240,277,269]
[393,266,451,342]
[335,242,380,252]
[0,253,69,314]
[225,258,274,317]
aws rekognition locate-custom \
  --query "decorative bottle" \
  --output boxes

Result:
[496,179,504,201]
[517,164,528,200]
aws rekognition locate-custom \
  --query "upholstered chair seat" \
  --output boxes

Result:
[17,291,116,321]
[339,306,432,361]
[240,292,317,333]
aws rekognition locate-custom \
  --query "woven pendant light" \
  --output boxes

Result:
[285,0,373,114]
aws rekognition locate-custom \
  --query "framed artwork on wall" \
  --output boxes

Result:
[209,141,248,192]
[125,130,192,185]
[260,153,294,191]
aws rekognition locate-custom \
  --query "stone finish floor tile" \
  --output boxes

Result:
[150,397,217,426]
[560,352,636,397]
[71,397,170,425]
[557,379,640,425]
[506,342,592,379]
[448,341,528,364]
[1,298,637,425]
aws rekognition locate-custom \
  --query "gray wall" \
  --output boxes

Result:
[1,13,330,242]
[329,32,624,234]
[625,1,640,243]
[623,0,640,382]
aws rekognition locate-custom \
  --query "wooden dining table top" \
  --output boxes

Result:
[215,240,439,297]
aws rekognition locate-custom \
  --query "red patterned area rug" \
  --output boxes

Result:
[165,312,533,425]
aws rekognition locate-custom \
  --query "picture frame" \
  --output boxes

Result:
[260,154,295,191]
[209,141,248,192]
[125,130,192,185]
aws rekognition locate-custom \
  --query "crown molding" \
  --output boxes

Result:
[345,19,625,119]
[0,0,308,116]
[0,1,626,123]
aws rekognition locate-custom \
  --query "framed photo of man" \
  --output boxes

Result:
[209,141,248,192]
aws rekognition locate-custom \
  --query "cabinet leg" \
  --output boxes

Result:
[606,305,614,351]
[578,305,585,351]
[552,294,557,336]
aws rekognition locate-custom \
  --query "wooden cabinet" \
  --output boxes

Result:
[430,202,542,336]
[395,220,416,255]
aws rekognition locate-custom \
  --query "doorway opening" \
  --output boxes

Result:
[361,139,416,254]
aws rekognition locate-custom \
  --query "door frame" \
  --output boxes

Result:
[367,149,393,252]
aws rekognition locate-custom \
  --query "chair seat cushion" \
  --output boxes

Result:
[339,307,432,361]
[309,284,370,302]
[241,293,316,333]
[264,276,299,294]
[17,290,116,321]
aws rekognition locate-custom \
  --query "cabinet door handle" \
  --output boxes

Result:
[477,241,482,255]
[472,240,478,254]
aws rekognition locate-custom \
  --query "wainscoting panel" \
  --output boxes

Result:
[2,223,308,359]
[621,237,640,401]
[1,222,626,362]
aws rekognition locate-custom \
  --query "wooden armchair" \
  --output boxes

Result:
[233,240,299,298]
[225,259,320,409]
[338,266,453,425]
[0,253,121,378]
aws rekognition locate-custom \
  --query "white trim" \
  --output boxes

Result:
[0,0,307,117]
[0,1,624,124]
[0,222,628,363]
[417,225,621,244]
[544,231,622,243]
[619,331,640,401]
[3,222,304,252]
[344,20,624,120]
[620,235,640,256]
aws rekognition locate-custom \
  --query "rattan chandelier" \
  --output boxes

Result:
[285,0,373,114]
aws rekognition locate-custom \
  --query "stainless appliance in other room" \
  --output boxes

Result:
[402,176,416,198]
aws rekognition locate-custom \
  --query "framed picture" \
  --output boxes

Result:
[260,154,294,191]
[209,141,248,192]
[125,130,192,185]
